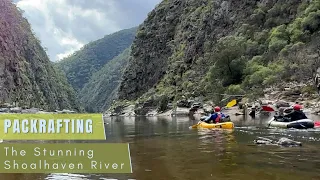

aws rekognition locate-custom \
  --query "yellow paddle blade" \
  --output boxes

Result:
[226,99,237,108]
[191,121,202,128]
[191,124,199,128]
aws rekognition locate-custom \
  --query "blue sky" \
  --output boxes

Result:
[14,0,161,61]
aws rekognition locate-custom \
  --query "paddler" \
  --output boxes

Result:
[283,104,308,122]
[203,106,226,124]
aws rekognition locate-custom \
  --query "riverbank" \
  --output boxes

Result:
[253,81,320,115]
[0,103,77,114]
[105,81,320,118]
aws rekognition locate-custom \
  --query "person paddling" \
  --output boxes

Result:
[203,106,226,124]
[283,104,308,122]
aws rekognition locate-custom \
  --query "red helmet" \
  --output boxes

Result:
[293,104,302,111]
[214,106,221,112]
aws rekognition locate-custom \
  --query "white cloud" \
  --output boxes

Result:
[15,0,161,62]
[57,49,77,61]
[60,36,82,47]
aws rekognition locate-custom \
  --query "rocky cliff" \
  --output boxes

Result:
[0,0,81,111]
[115,0,320,114]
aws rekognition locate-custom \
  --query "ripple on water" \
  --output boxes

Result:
[46,173,89,180]
[47,174,132,180]
[41,116,320,180]
[235,126,258,129]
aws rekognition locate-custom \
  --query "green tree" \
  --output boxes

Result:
[209,35,247,86]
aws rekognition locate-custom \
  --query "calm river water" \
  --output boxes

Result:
[1,113,320,180]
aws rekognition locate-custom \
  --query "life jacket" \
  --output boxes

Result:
[215,113,222,123]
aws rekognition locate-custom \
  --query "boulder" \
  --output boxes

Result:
[0,108,9,112]
[191,102,202,109]
[36,111,51,114]
[0,103,13,108]
[253,137,302,147]
[176,99,190,108]
[238,97,249,109]
[275,100,290,108]
[61,109,76,113]
[173,107,191,116]
[10,107,22,113]
[277,137,302,147]
[146,110,157,116]
[121,105,136,116]
[202,104,213,113]
[254,139,273,145]
[284,88,291,91]
[21,108,40,114]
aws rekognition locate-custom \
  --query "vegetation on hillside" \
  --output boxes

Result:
[203,0,320,101]
[55,27,137,92]
[0,0,82,111]
[115,0,320,114]
[79,48,131,112]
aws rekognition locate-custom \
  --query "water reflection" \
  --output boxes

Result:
[197,129,235,151]
[1,115,320,180]
[46,173,89,180]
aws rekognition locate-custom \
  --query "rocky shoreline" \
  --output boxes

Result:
[0,103,76,114]
[105,81,320,118]
[255,81,320,115]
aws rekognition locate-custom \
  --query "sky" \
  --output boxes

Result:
[13,0,161,62]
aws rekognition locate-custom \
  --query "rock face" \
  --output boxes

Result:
[118,1,186,100]
[0,0,81,112]
[119,0,242,100]
[117,0,318,111]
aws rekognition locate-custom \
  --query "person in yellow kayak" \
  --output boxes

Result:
[203,106,226,124]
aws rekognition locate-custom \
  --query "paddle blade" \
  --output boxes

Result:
[191,124,198,128]
[261,105,275,112]
[191,121,201,128]
[315,121,320,127]
[226,99,237,108]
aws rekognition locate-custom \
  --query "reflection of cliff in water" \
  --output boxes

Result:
[104,116,193,141]
[0,174,49,180]
[113,116,193,180]
[197,129,239,171]
[103,116,242,179]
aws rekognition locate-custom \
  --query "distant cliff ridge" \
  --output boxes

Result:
[0,0,81,111]
[56,27,137,92]
[79,48,131,113]
[55,27,137,113]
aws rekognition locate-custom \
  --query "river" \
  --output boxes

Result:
[1,113,320,180]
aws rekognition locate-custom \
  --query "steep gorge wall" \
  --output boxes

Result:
[118,0,264,100]
[0,0,81,111]
[118,0,186,100]
[116,0,320,113]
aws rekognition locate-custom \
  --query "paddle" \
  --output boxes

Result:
[191,99,237,128]
[314,121,320,128]
[225,99,237,109]
[261,105,276,112]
